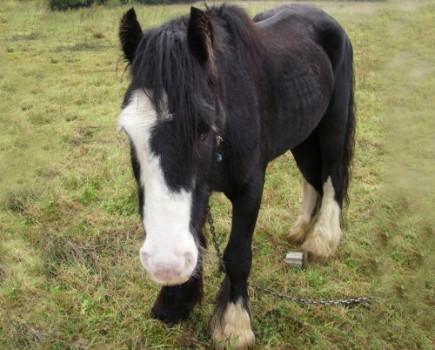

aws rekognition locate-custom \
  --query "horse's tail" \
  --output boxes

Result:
[341,39,356,205]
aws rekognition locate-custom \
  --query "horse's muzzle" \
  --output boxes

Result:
[139,246,197,286]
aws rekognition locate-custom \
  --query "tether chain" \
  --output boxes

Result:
[206,205,374,306]
[206,205,226,273]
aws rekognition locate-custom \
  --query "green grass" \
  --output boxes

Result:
[1,0,434,348]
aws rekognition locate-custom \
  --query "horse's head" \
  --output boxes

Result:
[118,8,220,285]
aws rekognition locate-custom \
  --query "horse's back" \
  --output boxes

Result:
[253,4,351,159]
[254,4,345,38]
[254,3,322,26]
[254,4,349,69]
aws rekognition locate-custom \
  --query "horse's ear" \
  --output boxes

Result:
[187,7,214,65]
[119,8,143,64]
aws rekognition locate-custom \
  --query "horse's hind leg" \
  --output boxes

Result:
[301,175,342,260]
[301,64,355,261]
[288,178,319,242]
[299,138,345,260]
[290,118,349,261]
[289,132,322,243]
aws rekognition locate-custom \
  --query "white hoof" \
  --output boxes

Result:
[301,223,340,260]
[288,216,312,243]
[301,177,342,260]
[212,299,255,350]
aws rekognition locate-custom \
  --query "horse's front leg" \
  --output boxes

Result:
[212,180,264,349]
[151,253,203,324]
[151,271,202,324]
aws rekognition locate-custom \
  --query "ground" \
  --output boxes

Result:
[0,0,434,348]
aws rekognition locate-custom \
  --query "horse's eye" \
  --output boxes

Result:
[200,132,209,142]
[198,122,211,141]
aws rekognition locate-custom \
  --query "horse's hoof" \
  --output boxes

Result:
[301,228,339,262]
[287,218,311,243]
[151,302,190,325]
[212,299,255,350]
[213,330,255,350]
[151,286,197,324]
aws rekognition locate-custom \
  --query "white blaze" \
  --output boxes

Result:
[118,90,198,285]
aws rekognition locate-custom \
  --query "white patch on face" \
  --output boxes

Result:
[212,298,255,350]
[302,176,341,258]
[118,90,198,286]
[288,177,319,242]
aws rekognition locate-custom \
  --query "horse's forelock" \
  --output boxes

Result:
[131,22,213,155]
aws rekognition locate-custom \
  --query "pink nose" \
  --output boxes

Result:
[140,249,195,285]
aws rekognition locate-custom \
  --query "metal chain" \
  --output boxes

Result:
[206,205,374,306]
[249,284,373,306]
[206,204,226,273]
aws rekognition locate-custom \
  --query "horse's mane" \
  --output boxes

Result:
[129,5,264,152]
[208,5,263,69]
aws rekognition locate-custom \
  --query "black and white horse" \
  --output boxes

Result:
[118,4,354,348]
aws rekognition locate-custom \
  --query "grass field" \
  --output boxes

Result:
[0,0,434,348]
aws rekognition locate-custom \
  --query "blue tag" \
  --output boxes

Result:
[215,153,223,162]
